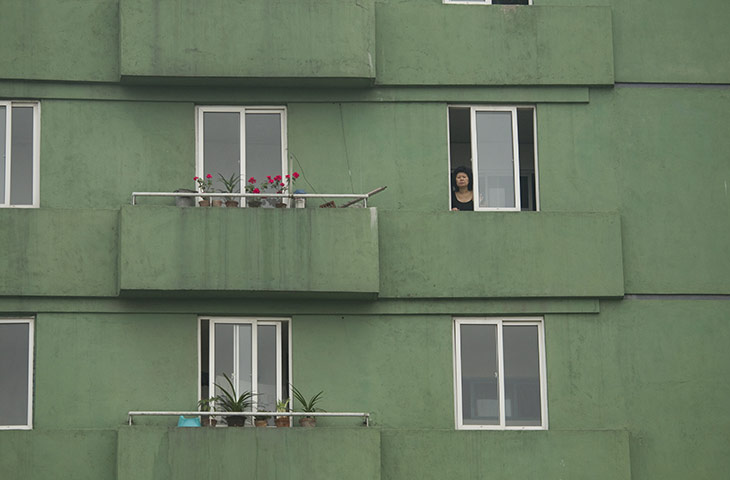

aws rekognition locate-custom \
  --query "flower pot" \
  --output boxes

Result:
[247,199,262,208]
[275,202,288,208]
[199,199,211,207]
[201,415,217,427]
[174,189,196,207]
[299,417,316,428]
[255,419,269,427]
[226,415,246,427]
[225,200,239,208]
[275,416,290,428]
[212,199,223,207]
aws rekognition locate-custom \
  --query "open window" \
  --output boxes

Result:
[0,318,34,429]
[448,106,538,211]
[196,106,287,207]
[454,317,547,430]
[199,317,290,424]
[1,102,40,208]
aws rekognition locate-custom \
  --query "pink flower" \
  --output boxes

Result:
[193,176,199,181]
[292,172,299,179]
[252,188,260,194]
[274,175,282,181]
[285,174,290,179]
[206,174,212,179]
[248,177,256,183]
[269,178,274,183]
[267,175,272,180]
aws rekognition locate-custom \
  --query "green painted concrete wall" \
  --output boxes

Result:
[0,0,119,82]
[0,430,117,480]
[376,4,614,86]
[41,100,193,209]
[540,86,730,294]
[0,209,119,297]
[378,211,624,298]
[119,206,380,296]
[120,0,375,84]
[545,0,730,83]
[380,429,630,480]
[34,313,197,429]
[117,427,381,480]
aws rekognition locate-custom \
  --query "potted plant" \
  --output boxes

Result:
[212,373,254,427]
[194,174,214,207]
[274,398,291,428]
[197,397,217,427]
[291,385,323,427]
[266,172,300,208]
[244,176,267,208]
[254,414,271,427]
[218,172,241,207]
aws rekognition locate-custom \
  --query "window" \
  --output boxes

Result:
[0,318,34,429]
[448,106,538,211]
[1,102,40,207]
[443,1,531,5]
[196,106,287,207]
[199,317,290,422]
[454,317,547,429]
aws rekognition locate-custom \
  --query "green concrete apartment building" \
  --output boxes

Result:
[1,1,729,479]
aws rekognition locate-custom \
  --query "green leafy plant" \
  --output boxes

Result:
[276,398,290,412]
[213,373,254,426]
[291,385,324,417]
[217,172,241,202]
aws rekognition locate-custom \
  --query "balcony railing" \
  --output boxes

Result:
[130,187,387,208]
[128,410,371,426]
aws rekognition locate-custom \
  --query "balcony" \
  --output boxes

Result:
[378,211,624,298]
[119,0,375,86]
[376,4,613,86]
[118,205,380,298]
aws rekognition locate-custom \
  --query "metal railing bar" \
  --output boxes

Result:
[128,410,370,426]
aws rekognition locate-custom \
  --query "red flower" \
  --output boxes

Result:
[292,172,299,179]
[252,188,260,194]
[206,174,212,179]
[193,176,199,181]
[248,177,256,183]
[274,175,282,181]
[269,178,274,183]
[267,175,272,180]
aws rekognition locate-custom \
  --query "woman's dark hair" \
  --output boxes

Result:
[452,166,473,191]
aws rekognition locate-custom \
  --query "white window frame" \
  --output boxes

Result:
[453,317,548,430]
[198,316,292,412]
[195,106,288,205]
[1,101,40,208]
[443,1,533,5]
[0,318,34,430]
[447,105,539,212]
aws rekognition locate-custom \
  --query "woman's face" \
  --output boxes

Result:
[455,172,469,188]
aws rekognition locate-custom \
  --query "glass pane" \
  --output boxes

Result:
[10,107,33,205]
[257,325,277,414]
[245,113,282,188]
[0,106,6,203]
[475,111,515,208]
[204,112,240,193]
[214,323,234,397]
[503,325,542,426]
[237,324,253,398]
[0,323,30,426]
[460,324,499,425]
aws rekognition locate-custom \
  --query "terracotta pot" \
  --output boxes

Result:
[275,202,287,208]
[247,199,262,208]
[299,417,316,428]
[212,199,223,207]
[198,199,211,207]
[255,419,269,427]
[225,200,239,208]
[275,416,290,428]
[201,416,217,427]
[226,415,246,427]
